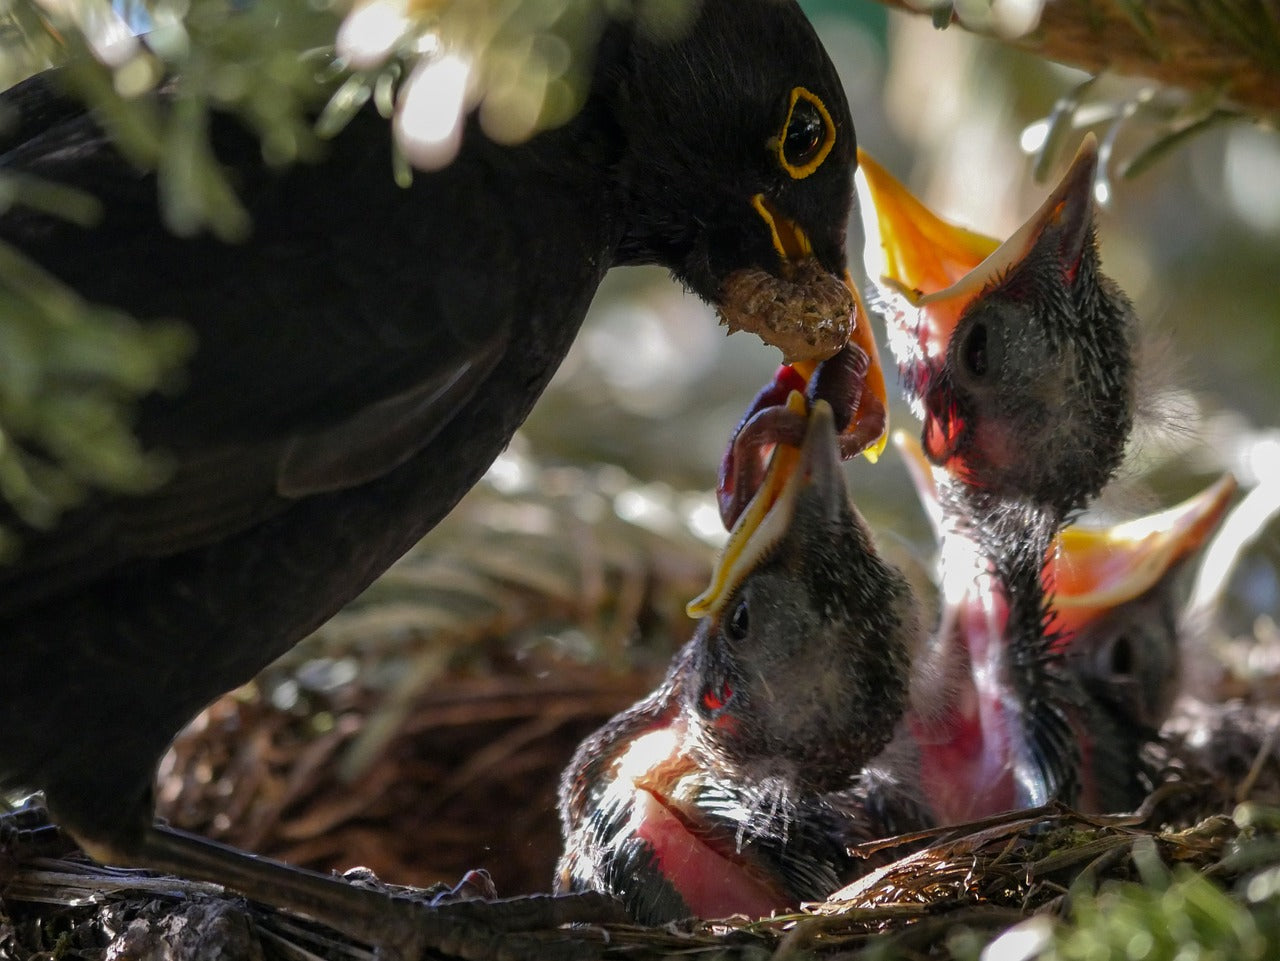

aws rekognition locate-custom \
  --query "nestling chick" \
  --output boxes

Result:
[898,434,1235,818]
[853,142,1143,816]
[559,399,920,922]
[861,136,1135,531]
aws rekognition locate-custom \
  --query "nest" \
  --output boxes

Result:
[153,466,710,896]
[3,467,1279,960]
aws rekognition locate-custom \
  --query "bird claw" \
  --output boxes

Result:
[432,868,500,904]
[0,799,73,863]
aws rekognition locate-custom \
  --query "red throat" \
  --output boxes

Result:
[612,723,792,920]
[911,579,1021,821]
[629,788,792,920]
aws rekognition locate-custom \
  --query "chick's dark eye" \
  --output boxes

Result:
[1108,635,1135,678]
[962,321,989,378]
[958,312,1005,384]
[726,598,750,641]
[784,99,824,167]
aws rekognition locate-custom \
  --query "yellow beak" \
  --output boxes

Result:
[688,391,816,619]
[895,430,1236,633]
[858,135,1099,364]
[1049,474,1238,631]
[790,275,889,462]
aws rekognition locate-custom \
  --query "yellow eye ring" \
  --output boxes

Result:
[772,86,835,180]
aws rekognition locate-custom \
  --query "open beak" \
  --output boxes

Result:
[897,427,1236,636]
[1048,474,1237,634]
[858,136,1099,365]
[857,151,998,300]
[689,395,844,618]
[722,192,889,456]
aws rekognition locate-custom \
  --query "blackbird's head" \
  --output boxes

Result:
[861,137,1135,519]
[685,398,918,795]
[611,0,871,369]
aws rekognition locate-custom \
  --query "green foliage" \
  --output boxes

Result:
[0,120,197,559]
[1034,810,1280,961]
[3,0,343,239]
[0,0,341,553]
[0,0,678,549]
[0,238,193,559]
[1049,858,1269,959]
[1025,75,1260,199]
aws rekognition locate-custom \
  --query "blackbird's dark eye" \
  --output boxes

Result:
[726,598,750,641]
[785,102,823,165]
[776,87,834,179]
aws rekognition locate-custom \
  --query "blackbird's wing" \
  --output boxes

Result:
[0,72,87,157]
[0,337,505,603]
[0,72,515,607]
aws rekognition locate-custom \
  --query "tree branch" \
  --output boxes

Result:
[874,0,1280,116]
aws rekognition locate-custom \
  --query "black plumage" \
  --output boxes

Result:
[0,1,871,950]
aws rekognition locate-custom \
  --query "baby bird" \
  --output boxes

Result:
[853,141,1138,815]
[860,136,1136,531]
[558,398,920,922]
[897,433,1235,819]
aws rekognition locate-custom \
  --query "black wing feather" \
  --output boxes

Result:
[0,68,517,606]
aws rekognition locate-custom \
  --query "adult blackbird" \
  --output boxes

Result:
[897,433,1236,818]
[0,2,885,952]
[558,398,919,922]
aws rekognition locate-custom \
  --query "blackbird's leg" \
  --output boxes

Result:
[89,822,626,961]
